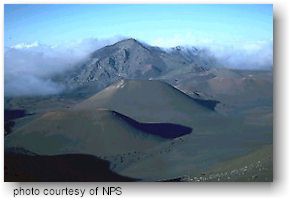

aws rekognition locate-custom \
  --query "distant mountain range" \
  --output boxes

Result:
[59,39,216,93]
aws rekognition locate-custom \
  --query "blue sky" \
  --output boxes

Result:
[5,4,273,47]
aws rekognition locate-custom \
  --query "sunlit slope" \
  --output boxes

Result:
[114,123,272,181]
[74,79,217,128]
[5,79,272,181]
[5,109,165,156]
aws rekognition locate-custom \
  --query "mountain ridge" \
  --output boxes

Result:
[62,38,213,93]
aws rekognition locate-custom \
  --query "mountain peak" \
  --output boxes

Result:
[113,38,146,48]
[120,38,139,43]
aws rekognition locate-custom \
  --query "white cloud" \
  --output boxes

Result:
[4,37,123,96]
[208,40,273,69]
[149,35,273,69]
[12,41,40,49]
[5,74,64,96]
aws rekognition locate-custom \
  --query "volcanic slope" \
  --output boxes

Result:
[5,79,272,181]
[164,68,273,114]
[74,79,219,129]
[5,79,216,162]
[73,80,272,181]
[5,109,168,157]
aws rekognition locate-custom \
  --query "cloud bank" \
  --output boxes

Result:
[151,35,273,70]
[4,37,124,97]
[5,37,273,97]
[204,40,273,70]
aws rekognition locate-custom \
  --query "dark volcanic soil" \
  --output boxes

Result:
[5,152,137,182]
